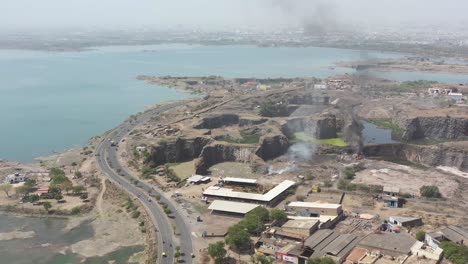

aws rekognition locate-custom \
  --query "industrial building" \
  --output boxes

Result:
[203,180,295,206]
[218,177,257,186]
[256,229,360,264]
[207,200,259,216]
[358,232,417,258]
[286,201,343,216]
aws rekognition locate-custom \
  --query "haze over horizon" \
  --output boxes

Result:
[2,0,467,32]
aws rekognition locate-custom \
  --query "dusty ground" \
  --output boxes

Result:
[352,160,459,198]
[68,180,146,258]
[336,57,468,76]
[170,161,195,180]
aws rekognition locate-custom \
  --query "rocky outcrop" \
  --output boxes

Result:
[363,142,468,171]
[148,137,211,166]
[239,117,268,127]
[195,143,257,174]
[193,113,240,129]
[282,114,338,139]
[255,134,289,161]
[395,116,468,141]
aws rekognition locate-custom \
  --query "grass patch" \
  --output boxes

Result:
[216,131,261,144]
[367,118,404,138]
[293,132,349,147]
[168,161,194,181]
[387,80,438,93]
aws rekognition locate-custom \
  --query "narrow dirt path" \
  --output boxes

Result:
[96,178,106,218]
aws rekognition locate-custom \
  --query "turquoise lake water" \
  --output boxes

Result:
[1,44,467,162]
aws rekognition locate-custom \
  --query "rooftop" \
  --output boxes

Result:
[305,229,360,259]
[203,180,295,202]
[221,177,257,184]
[208,200,259,215]
[282,219,320,230]
[389,216,422,223]
[440,226,468,243]
[359,232,417,257]
[187,175,210,183]
[287,201,342,209]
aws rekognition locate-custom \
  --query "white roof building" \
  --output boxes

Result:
[208,200,259,215]
[220,177,257,185]
[203,180,295,205]
[187,175,211,184]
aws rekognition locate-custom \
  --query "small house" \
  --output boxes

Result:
[382,186,402,208]
[426,225,468,249]
[448,92,464,102]
[389,216,423,228]
[4,173,26,184]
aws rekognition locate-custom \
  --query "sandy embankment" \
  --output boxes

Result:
[0,230,35,241]
[68,180,145,258]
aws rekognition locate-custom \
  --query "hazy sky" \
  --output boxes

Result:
[1,0,466,31]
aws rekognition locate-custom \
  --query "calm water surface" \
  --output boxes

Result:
[1,44,467,161]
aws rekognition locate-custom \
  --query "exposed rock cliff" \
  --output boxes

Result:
[147,137,211,166]
[282,114,338,139]
[395,116,468,141]
[255,134,289,161]
[193,113,240,129]
[363,142,468,171]
[195,143,257,174]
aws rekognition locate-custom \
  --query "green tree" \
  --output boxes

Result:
[49,168,71,186]
[420,185,441,198]
[270,209,288,225]
[225,224,251,251]
[0,184,13,197]
[43,201,52,212]
[208,241,227,264]
[440,241,468,264]
[60,181,73,194]
[252,254,274,264]
[15,185,31,197]
[416,230,426,241]
[72,185,85,195]
[24,178,36,188]
[307,257,335,264]
[246,207,270,223]
[74,171,83,178]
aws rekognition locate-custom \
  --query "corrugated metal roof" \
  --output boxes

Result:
[203,180,295,202]
[208,200,259,214]
[222,177,257,184]
[288,201,342,209]
[441,226,468,242]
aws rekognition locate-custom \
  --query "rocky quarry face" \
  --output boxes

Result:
[282,113,338,139]
[395,115,468,141]
[147,137,212,166]
[363,143,468,171]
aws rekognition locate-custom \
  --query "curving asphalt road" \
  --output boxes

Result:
[95,102,194,264]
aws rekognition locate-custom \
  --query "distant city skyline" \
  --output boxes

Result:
[1,0,467,32]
